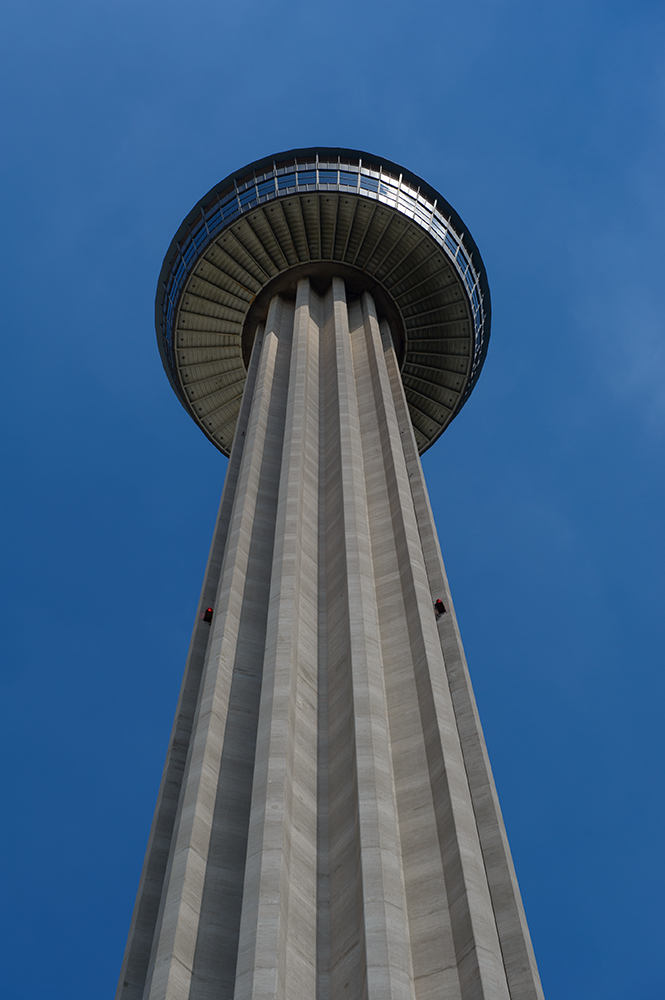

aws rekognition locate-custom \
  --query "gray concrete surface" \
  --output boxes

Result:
[117,278,544,1000]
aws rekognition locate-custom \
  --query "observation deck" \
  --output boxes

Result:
[156,147,491,455]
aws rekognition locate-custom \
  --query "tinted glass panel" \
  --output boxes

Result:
[206,210,222,231]
[431,218,446,241]
[444,231,458,254]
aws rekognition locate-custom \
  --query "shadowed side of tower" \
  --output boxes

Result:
[117,276,544,1000]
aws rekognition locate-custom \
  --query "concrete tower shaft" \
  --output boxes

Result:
[118,277,543,1000]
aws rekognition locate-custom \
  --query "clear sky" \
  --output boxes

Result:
[1,1,664,997]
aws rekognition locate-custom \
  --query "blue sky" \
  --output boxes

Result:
[1,1,664,997]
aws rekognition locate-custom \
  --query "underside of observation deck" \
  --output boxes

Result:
[156,148,491,456]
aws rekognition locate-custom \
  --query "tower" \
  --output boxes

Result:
[117,148,544,1000]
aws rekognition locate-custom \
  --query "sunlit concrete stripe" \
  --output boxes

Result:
[321,285,368,1000]
[328,278,415,1000]
[142,297,292,1000]
[368,310,511,1000]
[316,327,331,1000]
[383,328,545,1000]
[114,328,263,1000]
[353,296,461,1000]
[234,282,319,1000]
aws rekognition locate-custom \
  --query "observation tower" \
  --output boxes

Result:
[117,148,544,1000]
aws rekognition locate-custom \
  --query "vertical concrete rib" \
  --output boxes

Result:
[382,321,545,1000]
[359,300,510,1000]
[186,312,294,997]
[316,309,331,1000]
[116,324,264,1000]
[234,281,319,1000]
[143,296,292,1000]
[322,284,367,1000]
[327,278,415,1000]
[350,297,461,1000]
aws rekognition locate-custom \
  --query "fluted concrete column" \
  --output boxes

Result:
[117,277,543,1000]
[323,278,415,1000]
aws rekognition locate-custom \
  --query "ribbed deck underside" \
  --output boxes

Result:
[119,280,542,1000]
[173,193,473,455]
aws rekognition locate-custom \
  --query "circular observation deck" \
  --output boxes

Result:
[156,147,491,456]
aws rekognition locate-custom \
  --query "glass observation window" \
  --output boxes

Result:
[160,155,487,387]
